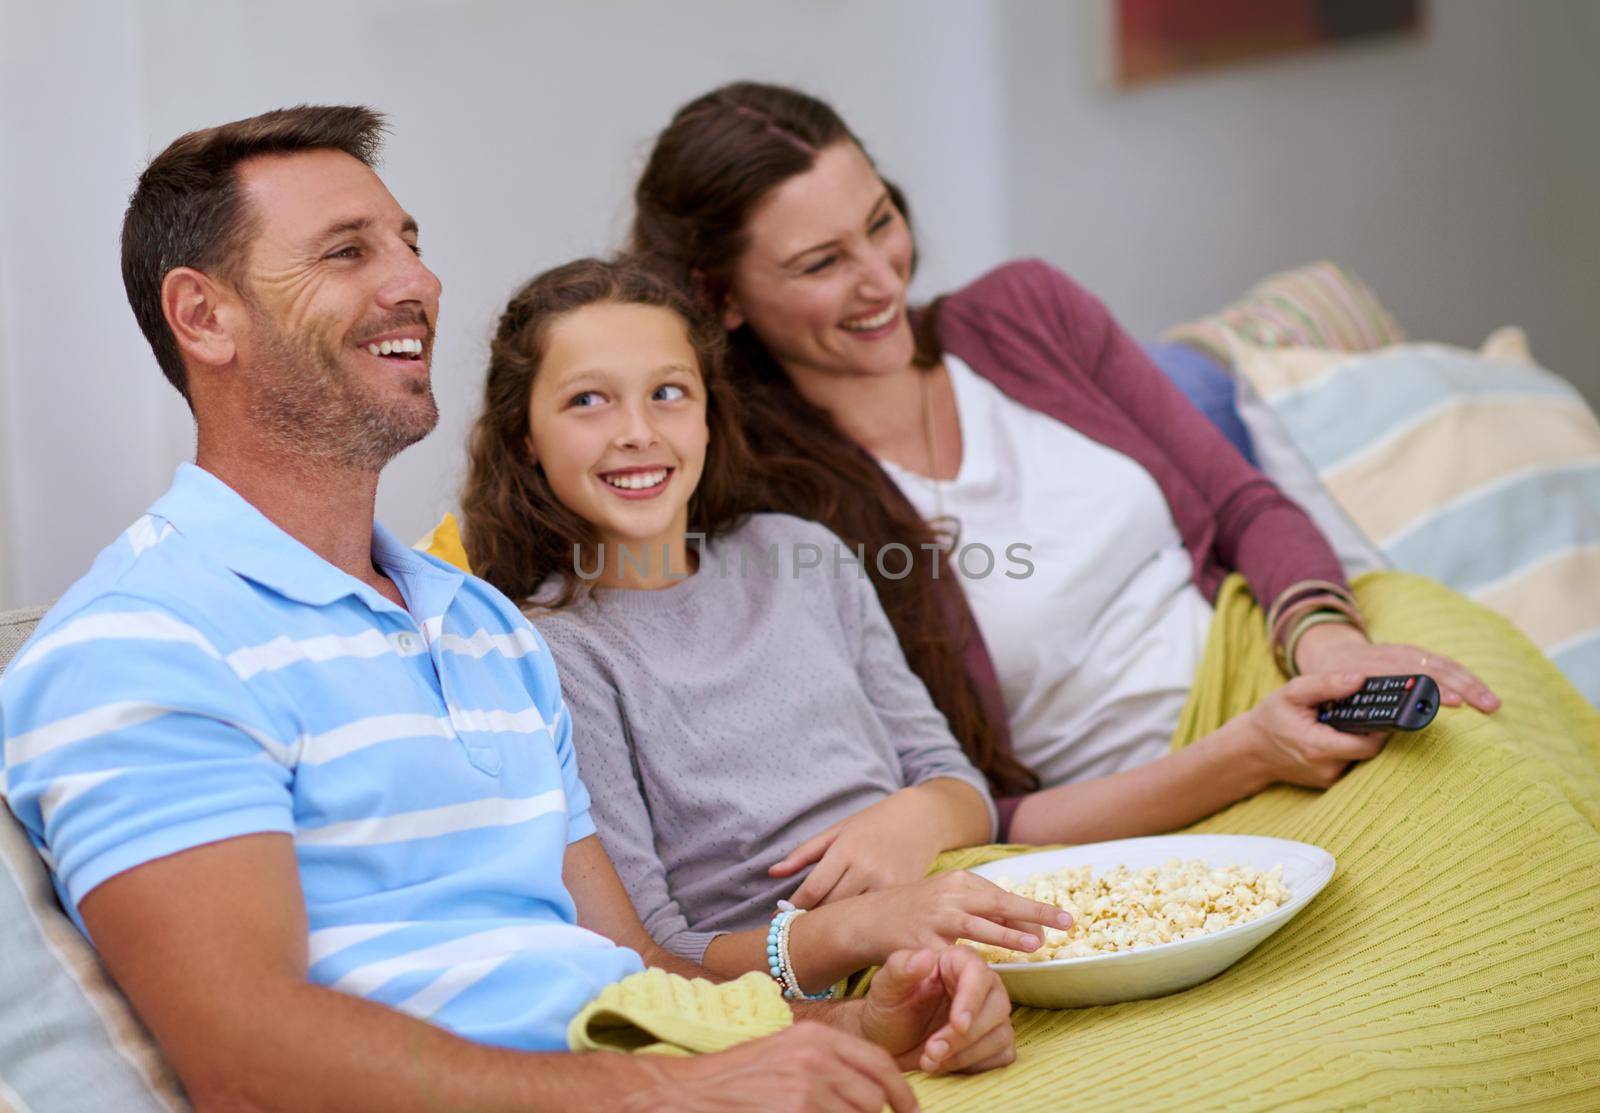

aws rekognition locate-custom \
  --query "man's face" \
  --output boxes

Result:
[230,149,442,470]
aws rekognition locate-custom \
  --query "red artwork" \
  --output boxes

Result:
[1115,0,1424,87]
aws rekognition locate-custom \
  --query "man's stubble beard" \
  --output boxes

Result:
[246,305,440,474]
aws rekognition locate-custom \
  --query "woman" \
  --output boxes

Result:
[458,256,1071,993]
[627,81,1500,856]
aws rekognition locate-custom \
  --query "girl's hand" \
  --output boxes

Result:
[794,871,1072,982]
[1241,671,1391,790]
[1292,622,1499,713]
[771,786,956,909]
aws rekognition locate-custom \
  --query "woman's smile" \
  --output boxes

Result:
[839,302,901,337]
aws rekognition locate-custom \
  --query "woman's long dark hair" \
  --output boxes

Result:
[630,82,1037,795]
[461,256,760,610]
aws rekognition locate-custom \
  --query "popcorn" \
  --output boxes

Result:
[971,859,1290,962]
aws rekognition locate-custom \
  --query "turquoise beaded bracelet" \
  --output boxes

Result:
[766,905,831,1000]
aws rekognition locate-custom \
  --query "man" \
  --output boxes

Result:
[0,106,1029,1111]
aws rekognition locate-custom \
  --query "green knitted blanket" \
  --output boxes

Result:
[912,573,1600,1110]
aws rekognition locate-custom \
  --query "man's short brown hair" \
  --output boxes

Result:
[120,104,387,402]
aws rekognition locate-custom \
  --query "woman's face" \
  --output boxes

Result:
[526,301,708,553]
[723,140,916,382]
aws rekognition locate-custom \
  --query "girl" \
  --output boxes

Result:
[459,256,1072,993]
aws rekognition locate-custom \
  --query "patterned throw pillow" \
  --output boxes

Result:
[1229,330,1600,705]
[1163,260,1406,364]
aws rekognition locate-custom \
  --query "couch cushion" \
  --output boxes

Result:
[0,607,47,675]
[1155,261,1403,579]
[1163,260,1406,364]
[1232,375,1391,579]
[1230,331,1600,704]
[1143,341,1257,465]
[0,606,188,1111]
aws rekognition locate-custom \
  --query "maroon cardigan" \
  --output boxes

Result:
[909,260,1348,828]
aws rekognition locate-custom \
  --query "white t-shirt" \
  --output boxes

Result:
[881,354,1213,786]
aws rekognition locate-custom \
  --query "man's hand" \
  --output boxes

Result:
[853,946,1016,1076]
[634,1022,919,1113]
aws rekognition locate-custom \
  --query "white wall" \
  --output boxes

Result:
[0,0,1009,608]
[1,0,1595,609]
[1523,1,1600,395]
[0,2,193,611]
[994,0,1600,402]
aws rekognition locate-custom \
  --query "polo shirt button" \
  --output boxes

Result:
[397,633,418,652]
[465,744,502,777]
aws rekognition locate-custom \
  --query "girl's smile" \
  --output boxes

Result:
[598,465,676,499]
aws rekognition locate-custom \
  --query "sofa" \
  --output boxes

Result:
[3,264,1597,1111]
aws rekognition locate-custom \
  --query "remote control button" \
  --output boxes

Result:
[1405,677,1415,690]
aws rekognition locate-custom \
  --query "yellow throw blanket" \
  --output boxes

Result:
[911,572,1600,1110]
[566,573,1600,1108]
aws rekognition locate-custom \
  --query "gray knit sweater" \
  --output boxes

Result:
[531,514,996,963]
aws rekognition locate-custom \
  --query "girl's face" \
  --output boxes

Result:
[526,301,708,553]
[723,140,916,383]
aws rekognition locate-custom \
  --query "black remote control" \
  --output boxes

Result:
[1318,674,1440,733]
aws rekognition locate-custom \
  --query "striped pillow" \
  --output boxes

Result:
[1231,330,1600,704]
[1163,260,1406,364]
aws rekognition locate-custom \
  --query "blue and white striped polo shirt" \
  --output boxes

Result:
[0,463,643,1051]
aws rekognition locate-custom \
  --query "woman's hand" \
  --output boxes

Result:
[1292,621,1499,713]
[771,782,980,909]
[791,871,1072,990]
[1240,671,1392,790]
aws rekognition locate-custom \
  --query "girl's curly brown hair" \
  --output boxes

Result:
[461,256,760,610]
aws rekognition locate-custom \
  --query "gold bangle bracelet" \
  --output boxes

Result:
[1270,595,1363,657]
[1266,579,1357,640]
[1308,595,1369,639]
[1283,612,1360,678]
[1270,599,1326,656]
[1269,588,1366,661]
[1274,603,1363,675]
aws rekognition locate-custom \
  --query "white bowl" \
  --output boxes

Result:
[968,834,1335,1009]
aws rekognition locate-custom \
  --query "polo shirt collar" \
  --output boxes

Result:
[150,463,452,612]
